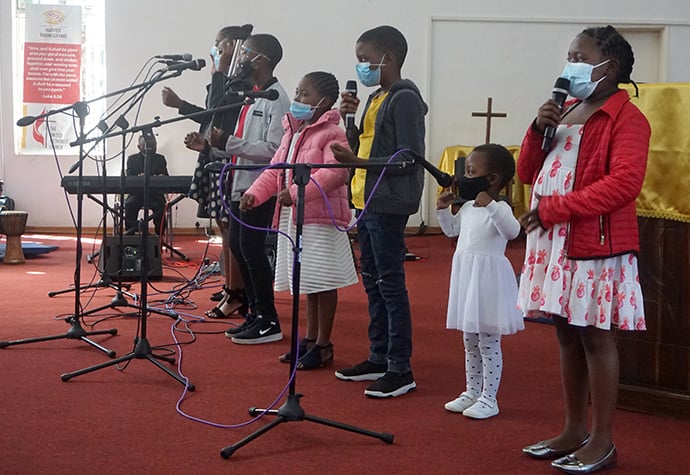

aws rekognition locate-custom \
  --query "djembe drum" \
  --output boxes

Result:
[1,210,28,264]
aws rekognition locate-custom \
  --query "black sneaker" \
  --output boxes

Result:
[335,360,387,382]
[224,315,257,338]
[230,316,282,345]
[364,371,416,398]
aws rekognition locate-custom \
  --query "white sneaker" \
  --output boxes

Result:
[462,397,499,419]
[444,392,476,413]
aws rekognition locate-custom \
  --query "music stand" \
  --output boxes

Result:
[219,162,395,459]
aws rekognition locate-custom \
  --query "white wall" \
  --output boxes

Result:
[2,0,690,230]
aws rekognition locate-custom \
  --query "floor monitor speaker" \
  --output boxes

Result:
[98,235,162,280]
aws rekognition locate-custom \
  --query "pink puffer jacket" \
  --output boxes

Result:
[246,109,352,227]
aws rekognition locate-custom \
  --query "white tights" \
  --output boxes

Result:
[463,332,503,403]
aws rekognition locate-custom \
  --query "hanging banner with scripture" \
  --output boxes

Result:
[21,4,82,154]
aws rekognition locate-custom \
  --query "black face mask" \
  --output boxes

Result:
[457,175,490,200]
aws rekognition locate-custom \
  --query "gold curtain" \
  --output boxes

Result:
[623,83,690,223]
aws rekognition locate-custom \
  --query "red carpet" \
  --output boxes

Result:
[0,233,688,474]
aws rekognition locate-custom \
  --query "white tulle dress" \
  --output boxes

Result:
[437,200,524,335]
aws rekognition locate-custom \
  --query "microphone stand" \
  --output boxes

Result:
[3,70,189,356]
[1,101,118,355]
[47,122,135,300]
[59,101,250,388]
[60,125,190,388]
[50,71,190,314]
[219,160,406,459]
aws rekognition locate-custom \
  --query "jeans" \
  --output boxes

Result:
[357,211,412,373]
[229,199,278,321]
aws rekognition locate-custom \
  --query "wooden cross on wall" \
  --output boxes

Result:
[472,97,507,144]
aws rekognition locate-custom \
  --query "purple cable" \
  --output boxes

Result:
[217,162,296,249]
[169,148,411,427]
[170,310,299,428]
[311,147,412,232]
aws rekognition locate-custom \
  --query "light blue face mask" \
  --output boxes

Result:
[210,45,221,70]
[289,98,324,121]
[561,60,610,99]
[355,55,386,87]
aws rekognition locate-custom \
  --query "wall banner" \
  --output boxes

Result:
[21,4,82,154]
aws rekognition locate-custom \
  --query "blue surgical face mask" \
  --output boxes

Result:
[210,45,221,70]
[355,54,386,87]
[561,60,610,100]
[289,98,324,121]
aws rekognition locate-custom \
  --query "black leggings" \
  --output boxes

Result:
[229,199,277,320]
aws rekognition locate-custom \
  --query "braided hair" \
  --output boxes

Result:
[303,71,340,108]
[581,25,638,96]
[473,143,515,189]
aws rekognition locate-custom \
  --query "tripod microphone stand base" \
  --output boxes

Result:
[47,278,132,298]
[220,393,393,459]
[219,162,395,461]
[0,316,118,357]
[60,334,195,390]
[80,294,178,320]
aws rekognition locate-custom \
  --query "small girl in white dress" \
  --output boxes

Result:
[436,144,524,419]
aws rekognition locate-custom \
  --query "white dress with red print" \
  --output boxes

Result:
[517,124,646,331]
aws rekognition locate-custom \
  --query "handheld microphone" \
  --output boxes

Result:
[155,53,192,61]
[227,89,280,101]
[344,80,357,129]
[165,59,206,72]
[542,77,571,153]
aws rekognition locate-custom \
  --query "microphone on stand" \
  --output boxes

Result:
[157,59,184,66]
[406,150,453,187]
[17,115,36,127]
[226,89,279,101]
[204,162,225,173]
[154,53,192,61]
[417,156,454,188]
[164,59,206,72]
[542,77,571,153]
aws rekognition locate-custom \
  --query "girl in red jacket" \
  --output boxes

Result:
[240,72,357,369]
[518,26,650,474]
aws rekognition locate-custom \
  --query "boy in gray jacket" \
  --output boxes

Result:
[185,34,290,344]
